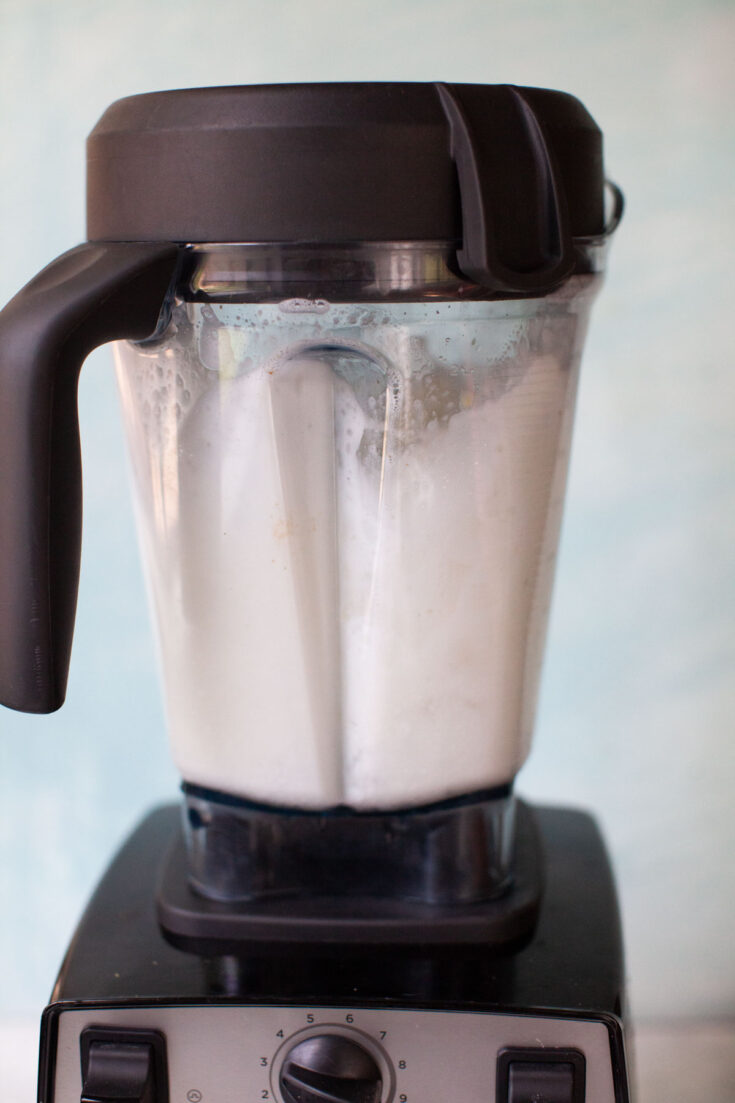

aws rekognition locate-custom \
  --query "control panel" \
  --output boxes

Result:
[51,1005,620,1103]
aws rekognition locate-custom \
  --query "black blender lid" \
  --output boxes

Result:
[87,82,611,294]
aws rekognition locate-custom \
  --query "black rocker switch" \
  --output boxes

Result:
[80,1028,169,1103]
[497,1048,585,1103]
[508,1062,574,1103]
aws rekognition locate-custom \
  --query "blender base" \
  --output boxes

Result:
[38,802,630,1103]
[157,798,543,950]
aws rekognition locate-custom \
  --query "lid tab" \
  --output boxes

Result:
[436,83,575,293]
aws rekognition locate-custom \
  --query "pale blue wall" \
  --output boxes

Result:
[1,0,733,1025]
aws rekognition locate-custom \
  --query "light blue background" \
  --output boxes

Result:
[1,0,733,1030]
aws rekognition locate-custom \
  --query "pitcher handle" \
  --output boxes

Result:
[0,241,179,713]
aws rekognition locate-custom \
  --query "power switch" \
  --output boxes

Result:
[497,1048,585,1103]
[82,1043,153,1103]
[80,1028,169,1103]
[508,1061,574,1102]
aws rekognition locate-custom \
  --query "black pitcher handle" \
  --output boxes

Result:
[0,241,180,713]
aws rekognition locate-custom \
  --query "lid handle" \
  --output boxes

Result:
[0,241,179,713]
[436,83,576,293]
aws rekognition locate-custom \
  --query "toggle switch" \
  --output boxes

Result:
[508,1061,574,1103]
[496,1047,585,1103]
[81,1043,153,1103]
[80,1028,169,1103]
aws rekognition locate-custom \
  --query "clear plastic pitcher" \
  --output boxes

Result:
[114,241,606,810]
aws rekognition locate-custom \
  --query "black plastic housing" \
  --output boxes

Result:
[37,803,630,1103]
[159,793,540,949]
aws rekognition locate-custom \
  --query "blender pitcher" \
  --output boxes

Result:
[115,248,595,815]
[0,84,621,914]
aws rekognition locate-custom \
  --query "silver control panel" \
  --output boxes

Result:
[51,1004,620,1103]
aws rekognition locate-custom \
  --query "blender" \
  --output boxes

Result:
[0,83,628,1102]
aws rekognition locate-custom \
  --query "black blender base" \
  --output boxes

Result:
[157,799,543,951]
[42,802,626,1011]
[38,802,630,1103]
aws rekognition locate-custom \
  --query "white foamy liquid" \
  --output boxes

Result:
[115,294,585,811]
[141,345,573,809]
[165,358,345,806]
[338,353,570,807]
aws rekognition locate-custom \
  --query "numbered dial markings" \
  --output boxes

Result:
[268,1017,397,1103]
[279,1035,382,1103]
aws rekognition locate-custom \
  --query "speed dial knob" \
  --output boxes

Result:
[279,1034,383,1103]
